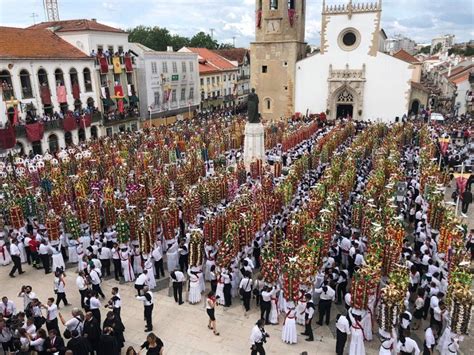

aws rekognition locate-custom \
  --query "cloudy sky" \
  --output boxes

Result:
[0,0,472,47]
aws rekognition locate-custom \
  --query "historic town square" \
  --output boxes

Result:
[0,1,473,354]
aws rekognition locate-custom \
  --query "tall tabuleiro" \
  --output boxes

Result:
[250,0,307,122]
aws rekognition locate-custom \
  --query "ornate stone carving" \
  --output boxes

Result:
[326,64,367,119]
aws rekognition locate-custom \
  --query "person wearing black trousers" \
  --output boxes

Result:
[222,269,232,307]
[9,239,24,277]
[38,240,52,274]
[239,272,253,316]
[43,297,60,334]
[301,293,315,341]
[170,270,185,305]
[335,314,350,355]
[111,243,123,281]
[136,286,154,331]
[260,286,273,325]
[336,271,348,304]
[152,244,165,279]
[178,241,189,272]
[315,283,335,325]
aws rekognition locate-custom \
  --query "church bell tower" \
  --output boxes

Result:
[250,0,307,121]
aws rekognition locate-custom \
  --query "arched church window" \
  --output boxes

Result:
[270,0,278,10]
[337,89,354,103]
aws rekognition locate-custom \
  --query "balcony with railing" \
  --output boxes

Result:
[238,75,250,81]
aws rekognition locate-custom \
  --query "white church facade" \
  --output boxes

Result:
[295,1,414,122]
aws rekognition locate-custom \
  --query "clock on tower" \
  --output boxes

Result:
[250,0,306,122]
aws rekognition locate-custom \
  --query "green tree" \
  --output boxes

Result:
[169,34,190,51]
[418,45,431,54]
[433,43,442,54]
[128,26,172,51]
[189,31,218,49]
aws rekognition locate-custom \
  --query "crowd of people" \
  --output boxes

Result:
[0,115,471,355]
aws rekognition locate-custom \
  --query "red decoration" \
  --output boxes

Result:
[40,85,52,105]
[25,122,45,142]
[124,55,133,73]
[288,9,296,27]
[80,113,92,128]
[99,56,109,74]
[0,126,16,149]
[72,82,81,100]
[63,112,77,132]
[256,9,262,28]
[114,85,124,98]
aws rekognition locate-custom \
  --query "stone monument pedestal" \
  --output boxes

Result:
[243,122,265,171]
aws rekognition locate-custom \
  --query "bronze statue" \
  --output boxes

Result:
[247,88,260,123]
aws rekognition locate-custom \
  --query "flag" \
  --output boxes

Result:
[57,85,67,104]
[114,85,124,98]
[40,85,52,105]
[72,82,81,100]
[12,106,19,126]
[25,122,45,142]
[99,56,108,74]
[80,113,92,128]
[0,126,16,149]
[256,9,262,28]
[118,99,124,113]
[63,112,77,132]
[165,87,172,102]
[124,55,133,72]
[113,56,122,74]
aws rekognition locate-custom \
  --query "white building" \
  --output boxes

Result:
[0,26,101,155]
[384,34,416,55]
[214,48,251,106]
[179,47,239,111]
[130,43,200,125]
[431,34,455,54]
[295,1,414,122]
[29,19,142,135]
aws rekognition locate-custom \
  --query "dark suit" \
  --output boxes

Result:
[82,317,101,353]
[97,334,120,355]
[67,336,91,355]
[44,336,66,355]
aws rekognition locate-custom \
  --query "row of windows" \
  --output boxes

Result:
[151,61,194,74]
[0,68,92,101]
[153,87,195,106]
[96,45,124,55]
[199,73,237,86]
[258,0,296,10]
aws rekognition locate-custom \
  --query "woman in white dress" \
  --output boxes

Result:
[296,291,307,326]
[51,245,66,271]
[120,247,135,282]
[133,246,143,275]
[204,244,216,281]
[269,287,279,325]
[188,268,202,304]
[17,235,27,264]
[230,258,240,298]
[68,239,78,263]
[348,310,366,355]
[166,239,179,272]
[76,243,85,272]
[0,238,12,266]
[143,255,156,290]
[197,265,206,293]
[215,272,225,305]
[282,301,297,344]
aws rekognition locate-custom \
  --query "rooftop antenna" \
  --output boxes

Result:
[43,0,60,21]
[210,28,215,39]
[232,36,236,47]
[30,12,39,25]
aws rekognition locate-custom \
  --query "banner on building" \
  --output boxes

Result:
[99,56,109,74]
[113,56,122,74]
[124,55,133,73]
[25,122,45,142]
[0,126,16,149]
[63,112,77,132]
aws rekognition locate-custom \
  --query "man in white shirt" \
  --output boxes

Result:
[301,293,315,342]
[249,319,268,355]
[88,265,105,298]
[76,271,89,309]
[106,287,122,318]
[423,326,436,354]
[170,270,185,305]
[89,291,102,325]
[335,314,350,355]
[315,282,335,326]
[18,286,36,311]
[152,244,165,279]
[9,239,24,277]
[38,240,53,274]
[260,286,274,324]
[43,297,59,333]
[136,286,154,331]
[0,297,16,319]
[134,270,149,296]
[111,243,123,281]
[98,245,112,277]
[396,335,420,355]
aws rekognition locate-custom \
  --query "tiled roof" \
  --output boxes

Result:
[451,73,470,84]
[28,19,125,33]
[184,47,237,74]
[0,27,91,59]
[393,49,420,64]
[213,48,249,65]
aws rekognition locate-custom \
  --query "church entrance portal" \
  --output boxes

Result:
[337,104,353,118]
